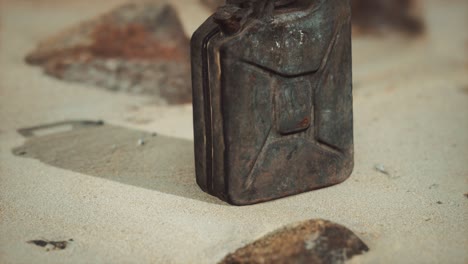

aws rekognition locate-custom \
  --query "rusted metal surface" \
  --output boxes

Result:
[201,0,424,36]
[26,3,191,104]
[219,219,369,263]
[192,0,353,205]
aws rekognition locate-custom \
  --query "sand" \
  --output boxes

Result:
[1,0,467,263]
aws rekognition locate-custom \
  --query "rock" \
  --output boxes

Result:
[219,219,369,264]
[27,239,73,251]
[26,2,191,104]
[200,0,424,36]
[351,0,424,36]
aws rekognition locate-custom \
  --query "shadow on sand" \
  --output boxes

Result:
[12,120,225,205]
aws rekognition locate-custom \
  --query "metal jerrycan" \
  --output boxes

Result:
[191,0,353,205]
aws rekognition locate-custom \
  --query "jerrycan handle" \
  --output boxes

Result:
[272,0,312,14]
[214,0,308,35]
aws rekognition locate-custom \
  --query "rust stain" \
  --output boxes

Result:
[89,23,186,61]
[24,2,192,104]
[298,117,310,128]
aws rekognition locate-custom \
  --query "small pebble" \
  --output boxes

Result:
[374,164,389,175]
[138,139,145,146]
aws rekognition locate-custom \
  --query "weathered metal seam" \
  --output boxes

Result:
[202,27,221,193]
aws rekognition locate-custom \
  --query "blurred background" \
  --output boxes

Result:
[1,0,466,108]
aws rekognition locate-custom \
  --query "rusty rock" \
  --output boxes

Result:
[200,0,425,36]
[26,2,191,104]
[219,219,369,264]
[351,0,424,36]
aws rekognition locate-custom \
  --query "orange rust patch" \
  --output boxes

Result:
[298,117,310,128]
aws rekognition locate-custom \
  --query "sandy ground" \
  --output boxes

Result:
[1,0,467,263]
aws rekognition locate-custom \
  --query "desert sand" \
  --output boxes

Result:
[0,0,467,263]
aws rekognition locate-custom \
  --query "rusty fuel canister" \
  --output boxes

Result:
[191,0,353,205]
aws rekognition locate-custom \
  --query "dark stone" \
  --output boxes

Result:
[27,239,72,251]
[219,219,369,264]
[351,0,425,36]
[28,240,48,248]
[25,2,191,104]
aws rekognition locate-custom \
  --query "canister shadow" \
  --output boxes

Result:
[12,120,225,205]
